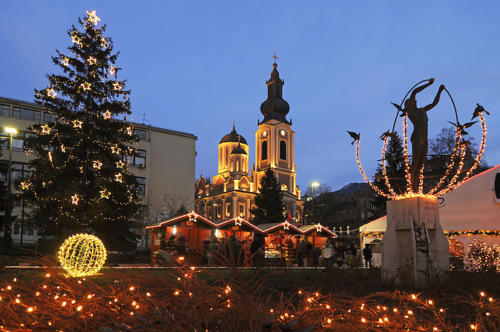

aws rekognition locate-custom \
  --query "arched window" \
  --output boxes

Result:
[261,141,268,160]
[280,141,287,160]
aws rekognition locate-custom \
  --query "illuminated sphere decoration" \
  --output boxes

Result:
[58,233,107,277]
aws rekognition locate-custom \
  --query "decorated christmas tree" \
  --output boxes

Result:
[20,11,141,251]
[251,168,285,224]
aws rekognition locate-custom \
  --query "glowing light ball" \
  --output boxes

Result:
[58,233,107,277]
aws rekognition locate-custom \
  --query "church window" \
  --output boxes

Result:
[261,141,268,160]
[239,203,245,217]
[280,141,287,160]
[226,203,231,217]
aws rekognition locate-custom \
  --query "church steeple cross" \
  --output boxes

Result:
[272,52,279,63]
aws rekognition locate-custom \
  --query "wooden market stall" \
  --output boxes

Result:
[146,212,336,266]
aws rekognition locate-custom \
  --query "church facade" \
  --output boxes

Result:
[195,62,303,223]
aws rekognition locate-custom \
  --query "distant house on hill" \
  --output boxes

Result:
[359,164,500,266]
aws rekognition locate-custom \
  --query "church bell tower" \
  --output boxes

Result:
[253,61,301,220]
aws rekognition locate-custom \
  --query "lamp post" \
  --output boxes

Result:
[311,181,320,223]
[2,127,17,253]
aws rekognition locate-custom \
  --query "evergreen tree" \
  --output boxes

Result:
[371,132,405,218]
[20,11,141,252]
[251,168,285,224]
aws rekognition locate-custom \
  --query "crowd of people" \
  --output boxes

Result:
[153,231,374,268]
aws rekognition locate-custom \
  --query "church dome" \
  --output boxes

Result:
[219,125,247,145]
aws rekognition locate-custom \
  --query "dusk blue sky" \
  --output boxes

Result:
[1,1,499,191]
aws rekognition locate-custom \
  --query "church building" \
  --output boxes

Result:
[195,62,303,223]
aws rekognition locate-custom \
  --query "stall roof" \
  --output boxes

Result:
[299,224,336,237]
[146,212,337,237]
[258,221,303,234]
[215,217,265,234]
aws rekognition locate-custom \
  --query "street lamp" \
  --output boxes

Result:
[2,127,17,252]
[310,182,320,224]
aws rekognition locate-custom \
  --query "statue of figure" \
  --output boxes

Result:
[401,78,445,191]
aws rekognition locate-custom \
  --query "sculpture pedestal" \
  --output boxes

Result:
[381,197,449,288]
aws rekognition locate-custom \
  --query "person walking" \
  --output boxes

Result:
[363,245,372,268]
[322,240,334,270]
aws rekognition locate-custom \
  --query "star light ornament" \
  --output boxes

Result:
[126,126,134,136]
[72,120,83,129]
[234,218,242,226]
[283,222,290,231]
[46,88,57,99]
[113,82,123,91]
[111,145,121,154]
[41,124,51,135]
[109,66,116,76]
[100,37,108,48]
[315,223,323,233]
[71,194,79,205]
[100,188,110,199]
[71,34,81,46]
[20,181,30,191]
[61,56,69,67]
[114,173,123,183]
[80,82,91,91]
[86,10,101,26]
[92,160,103,170]
[188,213,197,222]
[116,160,125,169]
[87,56,97,65]
[103,110,112,120]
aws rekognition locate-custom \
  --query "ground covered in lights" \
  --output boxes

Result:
[0,263,499,331]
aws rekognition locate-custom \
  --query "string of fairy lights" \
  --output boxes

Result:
[353,96,488,200]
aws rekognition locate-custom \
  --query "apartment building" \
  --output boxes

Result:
[0,96,197,247]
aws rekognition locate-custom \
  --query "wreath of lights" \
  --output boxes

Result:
[351,80,488,200]
[58,233,107,277]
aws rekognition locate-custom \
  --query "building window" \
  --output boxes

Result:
[13,223,20,235]
[11,163,30,182]
[280,141,287,160]
[261,141,268,160]
[216,204,222,219]
[12,136,24,150]
[495,173,500,199]
[226,203,231,217]
[134,129,147,141]
[27,223,34,236]
[43,112,57,123]
[124,149,146,168]
[239,204,245,217]
[13,107,41,122]
[0,104,10,117]
[135,177,146,195]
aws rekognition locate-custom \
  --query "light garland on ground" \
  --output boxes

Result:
[58,233,107,277]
